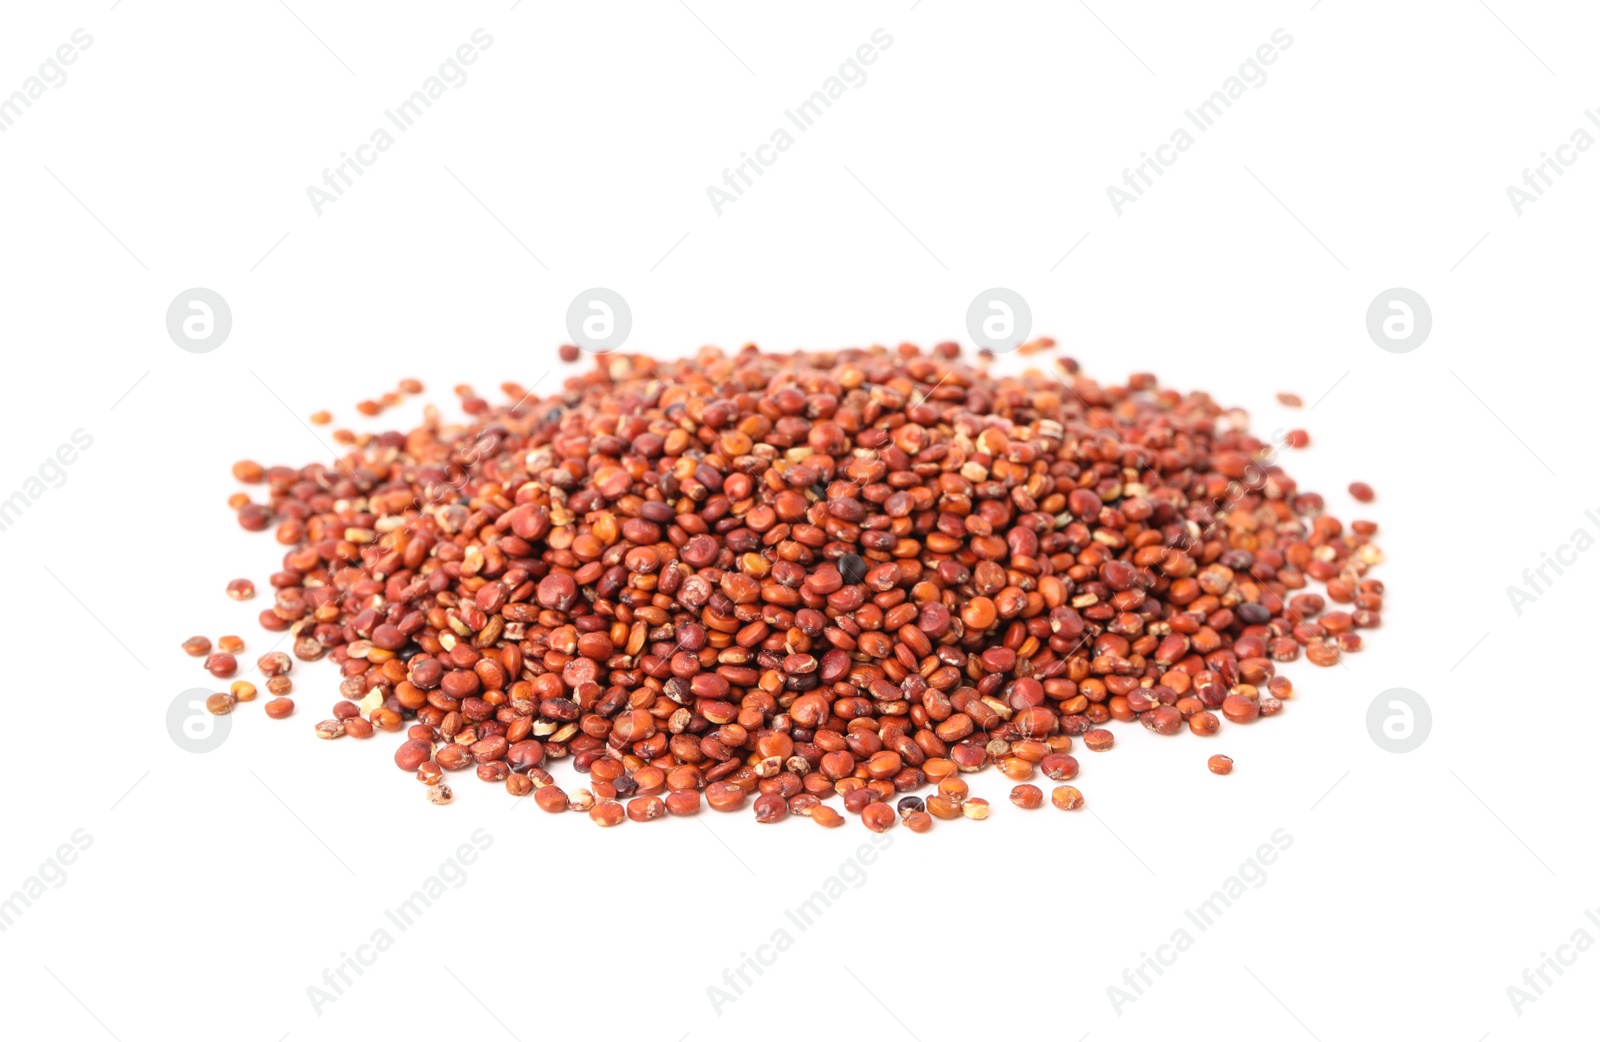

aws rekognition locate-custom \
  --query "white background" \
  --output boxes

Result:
[0,2,1592,1039]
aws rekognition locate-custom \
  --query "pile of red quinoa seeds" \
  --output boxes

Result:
[195,342,1384,831]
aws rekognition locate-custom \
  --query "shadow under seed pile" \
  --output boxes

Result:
[209,342,1385,829]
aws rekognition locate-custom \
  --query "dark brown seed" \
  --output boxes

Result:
[1040,754,1079,781]
[842,788,876,814]
[1051,786,1084,810]
[1010,784,1043,809]
[665,790,701,816]
[395,739,431,771]
[861,802,896,832]
[257,652,292,677]
[1222,694,1260,723]
[476,761,512,785]
[706,781,747,812]
[535,786,569,813]
[627,796,666,822]
[811,806,845,828]
[1143,706,1184,735]
[788,794,822,817]
[236,504,272,531]
[435,745,471,771]
[753,793,788,823]
[1306,641,1341,667]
